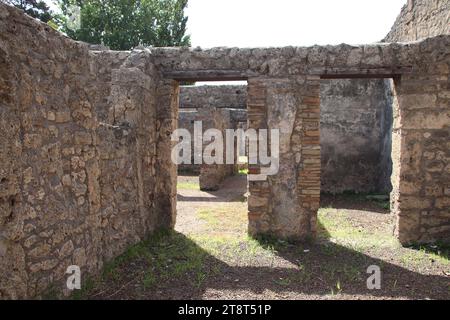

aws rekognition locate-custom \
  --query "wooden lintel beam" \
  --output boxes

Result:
[321,74,402,79]
[163,70,249,82]
[179,103,247,109]
[164,66,413,81]
[319,66,413,79]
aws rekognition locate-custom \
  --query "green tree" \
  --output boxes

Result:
[2,0,55,22]
[59,0,190,50]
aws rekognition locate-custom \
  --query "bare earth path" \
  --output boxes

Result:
[80,174,450,300]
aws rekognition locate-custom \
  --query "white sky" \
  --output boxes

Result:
[46,0,408,85]
[46,0,407,46]
[186,0,407,84]
[185,0,407,47]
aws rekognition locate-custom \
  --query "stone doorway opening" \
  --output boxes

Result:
[175,81,251,237]
[318,78,395,239]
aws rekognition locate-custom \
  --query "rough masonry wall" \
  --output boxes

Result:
[321,0,450,195]
[179,85,246,109]
[391,38,450,243]
[384,0,450,243]
[320,79,393,193]
[384,0,450,42]
[0,4,172,299]
[197,108,237,191]
[178,86,243,189]
[247,77,321,239]
[180,83,392,193]
[178,110,200,174]
[153,37,449,245]
[1,1,449,299]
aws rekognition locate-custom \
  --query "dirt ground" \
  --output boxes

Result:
[79,174,450,300]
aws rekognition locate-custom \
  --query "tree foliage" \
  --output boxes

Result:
[3,0,55,22]
[59,0,190,50]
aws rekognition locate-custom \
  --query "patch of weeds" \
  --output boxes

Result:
[71,276,97,300]
[143,270,156,289]
[274,277,291,286]
[195,205,248,232]
[102,241,150,281]
[328,192,390,211]
[413,243,449,264]
[41,283,59,300]
[103,261,121,281]
[318,209,397,250]
[194,271,208,288]
[190,233,279,266]
[365,194,390,210]
[288,267,312,285]
[177,181,200,190]
[253,233,290,249]
[139,230,220,289]
[318,243,342,257]
[339,265,363,282]
[401,243,450,267]
[197,209,219,226]
[238,168,248,175]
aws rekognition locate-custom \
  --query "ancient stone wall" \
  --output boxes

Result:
[181,83,394,193]
[1,1,449,299]
[197,108,237,191]
[178,110,200,174]
[390,38,450,243]
[178,86,243,189]
[384,0,450,243]
[179,85,246,109]
[247,77,321,239]
[320,79,393,193]
[178,85,246,176]
[321,0,450,195]
[0,4,174,298]
[153,37,449,245]
[180,83,393,193]
[384,0,450,42]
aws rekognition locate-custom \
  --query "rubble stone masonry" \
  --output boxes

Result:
[0,2,449,298]
[180,81,393,194]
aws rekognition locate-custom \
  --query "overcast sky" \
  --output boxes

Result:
[185,0,407,47]
[46,0,407,46]
[45,0,408,85]
[185,0,407,84]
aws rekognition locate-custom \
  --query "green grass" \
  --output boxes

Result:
[73,194,450,299]
[318,207,449,279]
[71,277,97,300]
[72,230,230,295]
[195,205,248,233]
[400,244,450,267]
[191,233,278,260]
[330,192,391,210]
[198,209,220,226]
[177,181,200,190]
[317,208,399,250]
[238,168,248,175]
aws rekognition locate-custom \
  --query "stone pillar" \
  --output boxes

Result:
[155,80,178,229]
[198,108,235,191]
[247,77,321,240]
[392,71,450,244]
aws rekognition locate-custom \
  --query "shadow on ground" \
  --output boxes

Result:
[76,175,449,300]
[80,226,449,300]
[320,193,390,214]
